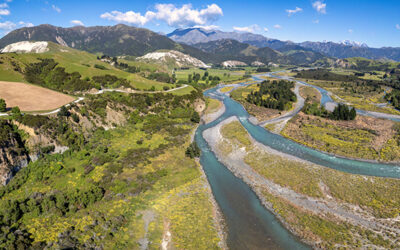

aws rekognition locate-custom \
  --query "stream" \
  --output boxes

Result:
[195,73,400,249]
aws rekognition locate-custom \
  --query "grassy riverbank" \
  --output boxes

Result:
[281,112,400,162]
[204,98,222,116]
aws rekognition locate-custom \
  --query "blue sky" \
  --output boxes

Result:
[2,0,400,48]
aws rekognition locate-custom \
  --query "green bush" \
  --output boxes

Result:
[0,98,6,112]
[185,142,201,158]
[94,64,107,70]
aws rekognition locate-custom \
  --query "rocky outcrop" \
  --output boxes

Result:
[221,60,247,67]
[0,41,49,53]
[0,121,29,185]
[137,50,210,68]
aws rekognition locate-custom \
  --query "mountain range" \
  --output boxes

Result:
[167,27,290,49]
[1,24,399,66]
[167,28,400,61]
[0,24,328,66]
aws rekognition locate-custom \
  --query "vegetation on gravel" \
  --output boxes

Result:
[204,98,222,116]
[219,120,400,248]
[282,113,400,161]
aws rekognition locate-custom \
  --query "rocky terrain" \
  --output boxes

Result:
[0,41,49,53]
[221,60,247,67]
[137,50,209,68]
[0,121,29,185]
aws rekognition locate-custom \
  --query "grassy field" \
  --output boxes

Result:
[0,42,174,91]
[0,81,75,111]
[175,68,246,84]
[219,121,400,248]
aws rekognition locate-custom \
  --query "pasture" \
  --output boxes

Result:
[0,81,75,111]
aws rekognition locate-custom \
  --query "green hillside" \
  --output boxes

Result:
[0,42,175,91]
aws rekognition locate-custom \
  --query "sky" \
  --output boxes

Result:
[1,0,400,48]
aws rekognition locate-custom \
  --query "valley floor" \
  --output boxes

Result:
[204,117,400,248]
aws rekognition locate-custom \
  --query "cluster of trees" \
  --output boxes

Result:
[185,142,201,158]
[188,71,220,85]
[25,59,92,92]
[331,103,357,120]
[92,74,131,89]
[385,90,400,110]
[147,72,176,83]
[246,80,297,111]
[303,102,356,120]
[97,55,140,73]
[24,59,133,93]
[256,67,271,73]
[0,120,24,151]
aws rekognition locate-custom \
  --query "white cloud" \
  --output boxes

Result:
[100,10,155,26]
[18,21,34,27]
[100,3,223,28]
[233,24,259,33]
[193,24,219,30]
[52,5,61,13]
[396,24,400,30]
[264,27,269,32]
[0,9,10,15]
[312,1,326,14]
[313,19,320,24]
[0,3,8,8]
[286,7,302,16]
[0,21,15,30]
[70,20,84,26]
[274,24,282,29]
[348,29,353,33]
[0,20,34,34]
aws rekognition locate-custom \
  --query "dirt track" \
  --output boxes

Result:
[0,81,75,111]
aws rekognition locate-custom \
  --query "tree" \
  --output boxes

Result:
[0,98,6,112]
[11,106,21,119]
[185,142,201,158]
[188,74,192,83]
[349,107,357,120]
[191,111,200,123]
[57,106,70,117]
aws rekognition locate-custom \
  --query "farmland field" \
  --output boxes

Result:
[0,81,75,111]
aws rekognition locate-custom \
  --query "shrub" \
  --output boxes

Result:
[0,98,6,112]
[185,142,201,158]
[94,64,107,70]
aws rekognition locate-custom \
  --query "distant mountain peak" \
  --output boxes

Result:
[339,40,369,48]
[167,27,290,49]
